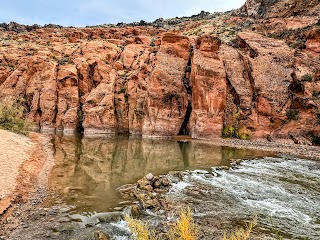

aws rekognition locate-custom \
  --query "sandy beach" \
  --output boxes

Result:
[0,130,52,216]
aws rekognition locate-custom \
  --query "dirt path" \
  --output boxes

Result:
[0,130,34,213]
[0,130,53,237]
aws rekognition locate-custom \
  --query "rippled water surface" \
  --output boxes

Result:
[7,135,320,240]
[170,157,320,239]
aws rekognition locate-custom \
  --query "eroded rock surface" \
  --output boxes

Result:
[0,0,319,144]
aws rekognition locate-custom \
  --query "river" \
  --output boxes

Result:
[6,135,320,240]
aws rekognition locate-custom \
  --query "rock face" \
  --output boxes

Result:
[0,0,319,144]
[142,33,190,137]
[237,32,294,138]
[236,0,320,18]
[189,36,226,139]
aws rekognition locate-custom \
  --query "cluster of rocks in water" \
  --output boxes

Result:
[118,159,244,216]
[118,173,174,213]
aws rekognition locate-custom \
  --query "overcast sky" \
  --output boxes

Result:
[0,0,246,27]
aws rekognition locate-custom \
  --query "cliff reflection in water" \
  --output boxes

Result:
[48,135,268,213]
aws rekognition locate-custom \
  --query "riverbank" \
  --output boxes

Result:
[1,131,320,239]
[194,138,320,160]
[0,130,53,238]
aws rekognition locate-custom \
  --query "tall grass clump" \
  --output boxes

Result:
[125,207,199,240]
[125,216,157,240]
[169,207,199,240]
[223,217,257,240]
[126,208,257,240]
[0,97,29,134]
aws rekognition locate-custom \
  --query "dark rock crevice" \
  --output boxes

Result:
[88,62,98,88]
[52,68,59,128]
[178,45,193,136]
[77,104,84,133]
[223,66,240,108]
[240,54,258,104]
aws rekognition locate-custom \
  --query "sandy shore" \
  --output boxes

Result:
[0,130,34,201]
[0,130,53,216]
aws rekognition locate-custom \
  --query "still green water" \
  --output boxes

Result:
[48,135,271,213]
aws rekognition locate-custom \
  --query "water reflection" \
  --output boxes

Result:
[48,135,270,213]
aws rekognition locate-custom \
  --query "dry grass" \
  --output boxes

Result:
[125,216,157,240]
[223,217,257,240]
[125,207,199,240]
[169,207,199,240]
[126,208,257,240]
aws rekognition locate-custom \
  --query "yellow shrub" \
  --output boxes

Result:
[125,207,199,240]
[169,207,199,240]
[125,216,157,240]
[223,217,257,240]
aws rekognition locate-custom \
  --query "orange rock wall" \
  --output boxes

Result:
[0,26,319,143]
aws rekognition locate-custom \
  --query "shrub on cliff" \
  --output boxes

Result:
[286,109,299,121]
[301,74,313,82]
[222,125,250,140]
[0,97,29,134]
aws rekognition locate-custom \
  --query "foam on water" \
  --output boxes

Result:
[169,181,192,193]
[172,157,320,239]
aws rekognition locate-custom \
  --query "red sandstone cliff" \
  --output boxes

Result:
[0,0,319,144]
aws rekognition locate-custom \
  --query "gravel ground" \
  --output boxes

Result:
[194,138,320,160]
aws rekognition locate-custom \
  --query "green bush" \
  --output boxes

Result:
[310,133,320,145]
[0,97,29,134]
[222,125,250,140]
[286,109,299,121]
[301,74,313,82]
[312,91,320,98]
[222,125,236,138]
[237,127,250,140]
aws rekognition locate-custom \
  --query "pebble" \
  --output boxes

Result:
[144,185,153,192]
[161,177,170,186]
[113,207,123,211]
[211,171,218,177]
[215,166,230,171]
[94,231,109,240]
[145,173,154,181]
